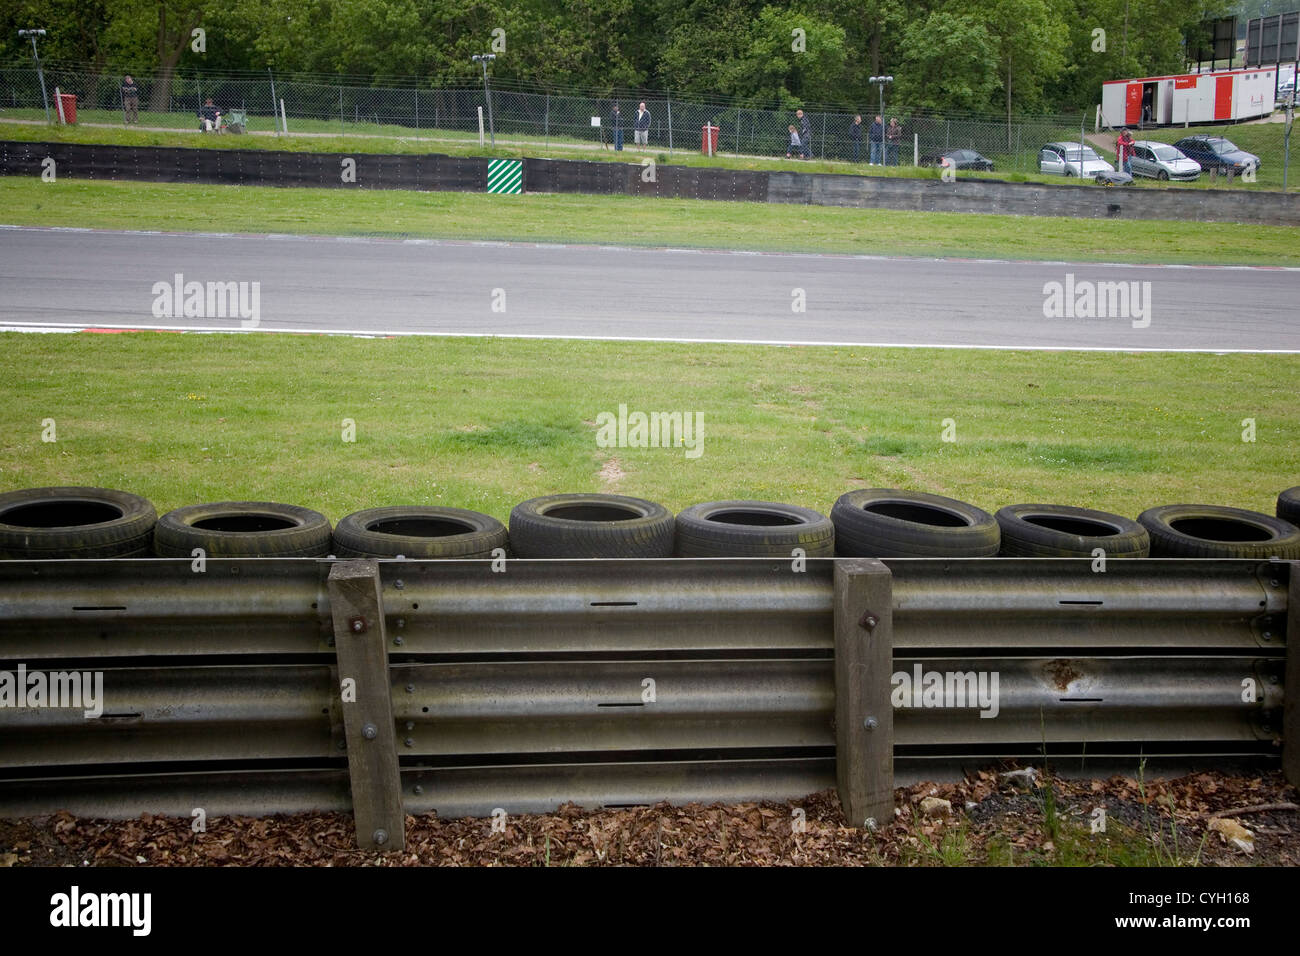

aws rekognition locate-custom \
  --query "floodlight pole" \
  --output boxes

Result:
[869,75,893,165]
[19,29,50,124]
[1285,102,1294,193]
[472,54,496,147]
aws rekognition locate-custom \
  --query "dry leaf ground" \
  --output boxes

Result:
[1,770,1295,867]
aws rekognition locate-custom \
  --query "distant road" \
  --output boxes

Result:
[1,226,1297,351]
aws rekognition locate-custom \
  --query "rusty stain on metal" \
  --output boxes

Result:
[1044,659,1081,692]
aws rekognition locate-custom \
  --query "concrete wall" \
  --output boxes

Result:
[4,140,1296,226]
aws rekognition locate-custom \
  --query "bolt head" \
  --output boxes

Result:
[362,723,378,740]
[349,617,366,633]
[413,785,423,795]
[395,579,404,590]
[405,683,415,693]
[394,636,404,646]
[404,737,414,747]
[863,716,878,731]
[372,829,388,845]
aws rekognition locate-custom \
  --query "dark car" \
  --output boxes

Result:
[1172,135,1261,174]
[920,148,995,171]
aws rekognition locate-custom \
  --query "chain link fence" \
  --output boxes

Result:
[0,62,1105,173]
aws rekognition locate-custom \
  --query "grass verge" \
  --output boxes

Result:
[2,177,1298,265]
[0,333,1294,521]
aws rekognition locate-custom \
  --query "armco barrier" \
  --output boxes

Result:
[5,140,1298,225]
[0,556,1294,847]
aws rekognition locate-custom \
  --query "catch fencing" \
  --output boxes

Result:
[0,62,1096,172]
[0,556,1294,848]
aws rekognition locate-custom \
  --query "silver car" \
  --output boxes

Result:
[1038,142,1115,178]
[1129,141,1201,181]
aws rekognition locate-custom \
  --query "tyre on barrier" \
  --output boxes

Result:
[0,486,157,558]
[509,493,674,558]
[831,488,1000,557]
[1137,504,1300,559]
[1278,486,1300,527]
[153,501,332,557]
[995,503,1149,558]
[674,500,834,558]
[333,506,507,558]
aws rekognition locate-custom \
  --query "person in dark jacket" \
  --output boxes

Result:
[634,101,651,146]
[849,114,863,162]
[796,109,813,159]
[886,117,902,165]
[611,104,623,150]
[868,115,883,165]
[121,75,139,125]
[198,97,220,132]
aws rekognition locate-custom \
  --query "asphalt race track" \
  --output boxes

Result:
[1,225,1296,351]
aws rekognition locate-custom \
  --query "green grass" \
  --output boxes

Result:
[0,333,1294,522]
[3,112,1292,189]
[3,177,1298,266]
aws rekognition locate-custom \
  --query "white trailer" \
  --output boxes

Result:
[1101,68,1276,128]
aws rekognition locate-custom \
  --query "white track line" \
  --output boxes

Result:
[0,321,1295,353]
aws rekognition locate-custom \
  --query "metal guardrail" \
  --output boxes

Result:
[0,556,1294,848]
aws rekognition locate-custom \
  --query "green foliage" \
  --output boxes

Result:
[0,0,1261,118]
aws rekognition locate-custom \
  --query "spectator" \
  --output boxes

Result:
[121,75,140,125]
[797,108,813,159]
[634,101,651,146]
[198,97,220,132]
[886,118,902,165]
[1116,128,1135,174]
[787,125,802,159]
[849,115,863,162]
[611,104,623,150]
[868,115,883,165]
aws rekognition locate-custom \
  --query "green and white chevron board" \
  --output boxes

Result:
[486,159,523,194]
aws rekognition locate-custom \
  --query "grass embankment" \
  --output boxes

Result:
[0,333,1294,521]
[2,178,1297,266]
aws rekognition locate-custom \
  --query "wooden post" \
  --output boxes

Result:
[328,560,404,851]
[1284,561,1299,788]
[833,558,894,828]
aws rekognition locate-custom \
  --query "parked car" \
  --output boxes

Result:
[1172,135,1261,175]
[1038,142,1114,177]
[1129,141,1201,181]
[919,149,995,171]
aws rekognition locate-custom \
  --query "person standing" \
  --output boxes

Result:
[786,125,802,159]
[849,115,863,162]
[634,101,651,146]
[611,104,623,150]
[796,108,813,159]
[121,75,140,125]
[868,115,883,165]
[1116,128,1135,174]
[886,117,902,165]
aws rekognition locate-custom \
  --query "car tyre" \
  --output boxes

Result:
[1137,504,1300,559]
[0,485,157,558]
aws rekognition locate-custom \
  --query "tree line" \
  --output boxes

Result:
[3,0,1242,120]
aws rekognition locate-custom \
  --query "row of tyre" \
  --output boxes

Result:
[1,484,1299,561]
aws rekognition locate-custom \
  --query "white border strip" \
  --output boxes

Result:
[0,320,1295,353]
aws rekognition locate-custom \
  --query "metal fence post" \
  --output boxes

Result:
[1284,561,1299,788]
[666,91,673,157]
[833,558,894,829]
[328,560,404,852]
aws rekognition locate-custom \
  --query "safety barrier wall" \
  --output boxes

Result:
[4,141,1298,225]
[0,556,1294,847]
